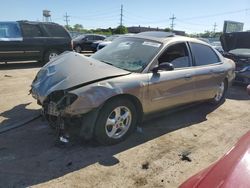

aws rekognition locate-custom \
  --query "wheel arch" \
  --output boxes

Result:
[103,93,144,126]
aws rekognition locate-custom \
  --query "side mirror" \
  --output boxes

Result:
[152,62,174,73]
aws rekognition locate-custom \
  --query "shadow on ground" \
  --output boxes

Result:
[0,103,40,130]
[226,84,250,100]
[0,61,41,70]
[0,101,220,187]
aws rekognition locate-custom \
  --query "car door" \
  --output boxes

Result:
[0,22,24,62]
[147,42,196,113]
[189,42,225,101]
[84,35,95,51]
[19,22,45,60]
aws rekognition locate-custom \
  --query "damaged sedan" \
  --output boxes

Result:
[220,32,250,84]
[31,31,235,145]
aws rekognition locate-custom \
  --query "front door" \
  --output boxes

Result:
[147,42,196,113]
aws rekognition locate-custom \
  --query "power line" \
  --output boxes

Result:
[120,4,123,26]
[64,12,70,27]
[170,14,176,30]
[213,22,217,33]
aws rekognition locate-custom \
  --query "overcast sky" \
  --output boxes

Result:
[0,0,249,33]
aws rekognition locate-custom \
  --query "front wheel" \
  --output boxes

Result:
[210,80,227,104]
[94,98,137,145]
[74,45,82,53]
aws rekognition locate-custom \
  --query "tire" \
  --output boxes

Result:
[44,50,59,64]
[74,45,82,53]
[94,98,137,145]
[210,79,228,104]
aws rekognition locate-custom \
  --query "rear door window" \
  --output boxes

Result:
[44,24,69,37]
[0,22,22,41]
[21,24,43,37]
[190,42,220,66]
[95,36,105,40]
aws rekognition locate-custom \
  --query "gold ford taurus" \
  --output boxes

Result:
[31,32,235,145]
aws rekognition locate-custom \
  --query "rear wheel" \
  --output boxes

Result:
[44,50,59,64]
[211,80,227,104]
[94,98,137,145]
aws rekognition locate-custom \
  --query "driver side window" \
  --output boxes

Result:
[158,42,190,69]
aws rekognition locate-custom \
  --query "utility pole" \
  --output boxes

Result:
[213,22,217,33]
[120,4,123,26]
[64,12,70,27]
[169,14,176,31]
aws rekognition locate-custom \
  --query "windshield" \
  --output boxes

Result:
[91,37,162,72]
[73,35,85,41]
[229,48,250,57]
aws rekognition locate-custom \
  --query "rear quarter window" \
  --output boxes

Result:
[190,42,220,66]
[0,22,22,41]
[44,24,70,38]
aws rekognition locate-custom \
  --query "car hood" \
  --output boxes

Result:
[31,51,130,103]
[220,32,250,53]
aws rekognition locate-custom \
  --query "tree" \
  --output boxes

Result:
[73,24,83,32]
[164,28,171,32]
[113,25,128,34]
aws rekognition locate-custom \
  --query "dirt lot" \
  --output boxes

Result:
[0,62,250,188]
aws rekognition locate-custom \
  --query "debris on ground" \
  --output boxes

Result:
[179,151,192,162]
[4,75,12,77]
[141,161,149,169]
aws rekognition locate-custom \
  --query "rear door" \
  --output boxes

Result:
[189,42,226,101]
[19,22,45,60]
[147,42,196,112]
[0,22,24,61]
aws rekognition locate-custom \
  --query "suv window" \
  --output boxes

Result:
[86,35,94,41]
[95,36,105,40]
[0,22,22,41]
[21,24,43,37]
[44,24,69,37]
[190,42,220,66]
[158,42,190,68]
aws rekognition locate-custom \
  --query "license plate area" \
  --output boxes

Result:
[47,102,60,116]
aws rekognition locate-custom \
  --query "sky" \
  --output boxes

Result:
[0,0,249,34]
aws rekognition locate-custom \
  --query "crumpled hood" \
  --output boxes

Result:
[31,51,130,103]
[220,32,250,52]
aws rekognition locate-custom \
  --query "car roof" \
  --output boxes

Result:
[17,20,61,26]
[126,31,209,46]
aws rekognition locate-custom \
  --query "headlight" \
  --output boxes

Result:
[47,65,56,76]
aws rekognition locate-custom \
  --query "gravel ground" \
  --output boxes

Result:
[0,62,250,188]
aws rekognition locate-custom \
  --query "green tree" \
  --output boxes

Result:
[114,25,128,34]
[73,24,83,32]
[164,28,171,32]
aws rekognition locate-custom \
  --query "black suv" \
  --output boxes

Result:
[72,34,105,52]
[0,21,72,64]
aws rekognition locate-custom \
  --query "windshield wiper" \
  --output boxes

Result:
[100,60,114,66]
